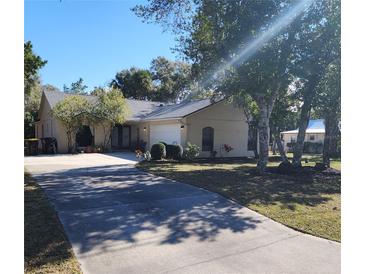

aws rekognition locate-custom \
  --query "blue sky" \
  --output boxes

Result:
[25,0,177,91]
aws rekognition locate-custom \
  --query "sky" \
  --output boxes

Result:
[25,0,177,91]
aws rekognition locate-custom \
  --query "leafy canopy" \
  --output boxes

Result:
[91,87,130,127]
[111,57,194,103]
[51,95,91,132]
[24,41,47,95]
[111,68,154,101]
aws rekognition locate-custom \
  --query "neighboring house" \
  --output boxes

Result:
[281,119,325,152]
[35,90,256,157]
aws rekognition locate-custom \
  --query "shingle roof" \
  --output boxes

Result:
[281,119,325,134]
[42,89,216,122]
[142,98,215,121]
[43,89,98,108]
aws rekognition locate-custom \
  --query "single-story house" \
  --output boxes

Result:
[281,119,325,152]
[35,89,256,157]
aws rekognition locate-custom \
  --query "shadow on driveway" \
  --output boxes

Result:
[34,164,262,255]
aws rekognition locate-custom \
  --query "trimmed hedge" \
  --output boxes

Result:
[169,144,183,160]
[151,143,166,160]
[158,142,183,160]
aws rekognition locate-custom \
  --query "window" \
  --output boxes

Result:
[309,135,315,141]
[202,127,214,151]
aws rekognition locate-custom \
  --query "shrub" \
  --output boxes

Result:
[171,144,184,160]
[164,144,184,160]
[183,142,200,160]
[151,143,166,160]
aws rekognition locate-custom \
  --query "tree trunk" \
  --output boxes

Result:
[274,131,288,163]
[66,131,73,154]
[256,100,271,174]
[292,76,319,167]
[292,99,311,167]
[323,116,339,167]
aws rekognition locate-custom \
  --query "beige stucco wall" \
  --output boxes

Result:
[282,132,325,151]
[185,101,253,158]
[35,98,59,150]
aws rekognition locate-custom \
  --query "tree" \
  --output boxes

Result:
[111,58,194,103]
[134,0,340,172]
[315,59,341,167]
[180,0,299,173]
[91,87,130,150]
[150,56,193,102]
[24,41,47,95]
[51,95,91,153]
[269,86,301,162]
[290,0,340,167]
[111,68,155,100]
[63,78,88,94]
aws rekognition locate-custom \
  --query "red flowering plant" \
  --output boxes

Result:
[135,149,143,159]
[223,144,233,153]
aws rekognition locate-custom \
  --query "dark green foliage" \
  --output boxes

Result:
[165,144,184,160]
[183,142,200,160]
[111,57,193,103]
[111,68,155,100]
[24,41,47,95]
[150,56,193,102]
[151,143,167,160]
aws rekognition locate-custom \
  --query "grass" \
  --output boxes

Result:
[137,156,341,242]
[24,172,82,274]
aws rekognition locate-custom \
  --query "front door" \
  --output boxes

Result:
[113,125,131,149]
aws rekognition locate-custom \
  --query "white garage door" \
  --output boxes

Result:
[150,124,181,145]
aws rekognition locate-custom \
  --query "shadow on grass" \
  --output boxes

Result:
[24,174,80,273]
[139,161,341,211]
[32,164,261,255]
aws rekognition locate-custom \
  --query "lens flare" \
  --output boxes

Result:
[200,0,315,90]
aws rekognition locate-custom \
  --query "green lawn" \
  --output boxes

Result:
[138,157,341,242]
[24,172,82,274]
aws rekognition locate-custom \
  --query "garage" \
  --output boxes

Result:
[150,123,181,145]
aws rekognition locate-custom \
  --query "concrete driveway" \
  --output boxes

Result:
[25,153,340,274]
